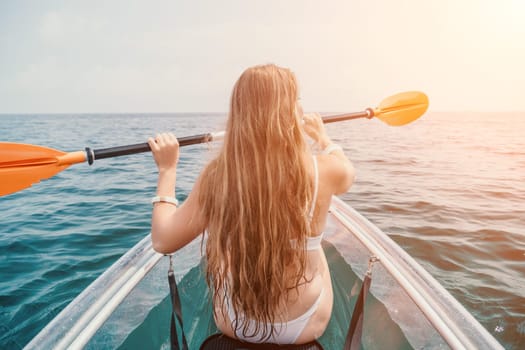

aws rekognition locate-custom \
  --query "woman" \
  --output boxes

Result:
[148,64,355,344]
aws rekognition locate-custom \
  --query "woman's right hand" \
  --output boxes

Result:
[302,113,331,149]
[148,132,180,173]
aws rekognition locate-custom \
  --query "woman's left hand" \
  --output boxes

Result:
[148,132,180,173]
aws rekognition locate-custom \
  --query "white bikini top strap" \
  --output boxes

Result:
[308,155,319,219]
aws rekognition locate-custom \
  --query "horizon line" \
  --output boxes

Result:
[1,110,524,115]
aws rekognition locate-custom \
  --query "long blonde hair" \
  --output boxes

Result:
[199,64,313,339]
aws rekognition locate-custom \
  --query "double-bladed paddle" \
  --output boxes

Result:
[0,91,428,196]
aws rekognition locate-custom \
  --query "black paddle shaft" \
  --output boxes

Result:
[88,133,212,163]
[86,110,373,164]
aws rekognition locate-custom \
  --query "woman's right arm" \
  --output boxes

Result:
[302,113,355,194]
[321,146,355,194]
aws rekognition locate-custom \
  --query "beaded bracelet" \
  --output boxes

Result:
[321,143,343,155]
[151,196,179,206]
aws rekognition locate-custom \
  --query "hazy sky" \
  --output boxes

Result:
[1,0,524,113]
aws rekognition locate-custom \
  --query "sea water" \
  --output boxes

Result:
[0,112,524,349]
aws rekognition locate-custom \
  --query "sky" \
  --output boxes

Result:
[0,0,524,113]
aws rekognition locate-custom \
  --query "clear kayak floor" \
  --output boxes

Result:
[114,242,413,350]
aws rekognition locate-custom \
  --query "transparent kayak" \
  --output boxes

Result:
[25,197,504,349]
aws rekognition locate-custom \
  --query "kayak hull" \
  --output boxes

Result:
[24,197,503,350]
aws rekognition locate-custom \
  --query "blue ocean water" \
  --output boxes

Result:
[0,112,524,349]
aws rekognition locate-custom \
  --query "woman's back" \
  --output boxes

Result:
[212,150,353,343]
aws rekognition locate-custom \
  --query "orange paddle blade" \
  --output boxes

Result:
[0,143,85,196]
[375,91,429,126]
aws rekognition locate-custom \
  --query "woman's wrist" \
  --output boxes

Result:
[317,137,332,150]
[156,169,177,197]
[158,167,177,176]
[151,196,179,206]
[321,143,343,155]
